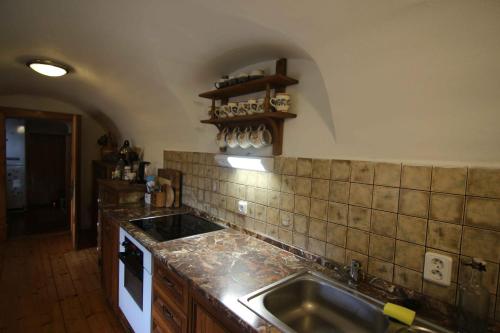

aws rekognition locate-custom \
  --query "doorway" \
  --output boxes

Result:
[7,119,71,236]
[0,107,81,249]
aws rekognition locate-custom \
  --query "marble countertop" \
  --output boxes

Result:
[102,204,498,333]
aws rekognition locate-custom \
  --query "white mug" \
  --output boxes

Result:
[250,125,272,148]
[270,93,291,112]
[237,102,248,116]
[216,127,229,148]
[237,127,252,149]
[227,102,238,117]
[226,128,240,148]
[256,98,265,113]
[247,99,258,115]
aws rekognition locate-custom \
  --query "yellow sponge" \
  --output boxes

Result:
[383,303,416,326]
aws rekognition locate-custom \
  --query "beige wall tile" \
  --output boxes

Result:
[329,181,350,203]
[268,173,281,191]
[256,172,268,188]
[278,228,293,244]
[374,162,402,187]
[266,224,278,238]
[349,183,373,208]
[254,188,267,205]
[308,238,326,256]
[311,179,330,200]
[293,232,307,249]
[346,228,369,254]
[266,207,279,225]
[431,167,467,195]
[246,186,256,202]
[295,177,312,197]
[279,193,295,212]
[395,240,425,271]
[282,157,297,176]
[461,227,500,262]
[310,199,328,220]
[330,160,351,181]
[369,234,395,261]
[273,157,284,174]
[467,168,500,199]
[296,158,312,177]
[465,197,500,231]
[295,195,311,216]
[427,220,462,253]
[345,250,368,269]
[267,190,280,208]
[280,210,294,229]
[399,189,430,218]
[371,210,397,237]
[326,244,346,264]
[429,193,464,224]
[368,258,394,282]
[396,215,428,245]
[254,204,267,222]
[309,218,327,241]
[372,186,399,213]
[394,266,423,292]
[350,161,375,184]
[401,165,432,190]
[312,159,331,179]
[326,223,347,247]
[294,214,309,234]
[459,258,499,294]
[327,202,348,225]
[281,175,296,194]
[348,205,371,231]
[423,281,456,305]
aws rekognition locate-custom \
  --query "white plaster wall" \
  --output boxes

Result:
[0,95,106,229]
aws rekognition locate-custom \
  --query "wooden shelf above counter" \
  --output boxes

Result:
[198,74,298,100]
[199,58,298,156]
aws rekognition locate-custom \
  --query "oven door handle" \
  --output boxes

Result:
[119,252,144,280]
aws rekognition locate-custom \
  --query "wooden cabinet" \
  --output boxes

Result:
[153,259,234,333]
[91,160,115,245]
[101,213,119,313]
[192,303,228,333]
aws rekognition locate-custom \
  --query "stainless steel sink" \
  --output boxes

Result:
[239,271,452,333]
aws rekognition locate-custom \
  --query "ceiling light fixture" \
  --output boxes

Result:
[27,60,69,77]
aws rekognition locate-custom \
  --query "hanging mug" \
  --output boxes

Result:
[216,127,229,148]
[226,127,240,148]
[250,125,272,148]
[237,126,252,149]
[269,93,291,112]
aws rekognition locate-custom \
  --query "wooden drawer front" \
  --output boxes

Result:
[152,287,187,333]
[154,261,188,313]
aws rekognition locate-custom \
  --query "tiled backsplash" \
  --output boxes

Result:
[164,151,500,320]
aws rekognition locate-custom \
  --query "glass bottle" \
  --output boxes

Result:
[457,258,490,333]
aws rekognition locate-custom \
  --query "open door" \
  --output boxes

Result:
[70,114,81,249]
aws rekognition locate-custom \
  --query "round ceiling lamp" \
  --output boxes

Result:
[27,60,69,77]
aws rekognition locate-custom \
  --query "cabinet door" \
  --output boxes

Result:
[193,303,228,333]
[101,217,119,313]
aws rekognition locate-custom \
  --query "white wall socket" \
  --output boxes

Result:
[424,252,452,286]
[238,200,248,215]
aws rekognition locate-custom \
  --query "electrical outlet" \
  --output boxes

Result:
[238,200,248,215]
[424,252,452,286]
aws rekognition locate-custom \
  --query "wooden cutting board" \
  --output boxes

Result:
[157,168,182,208]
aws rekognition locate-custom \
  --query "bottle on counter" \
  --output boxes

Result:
[457,258,490,333]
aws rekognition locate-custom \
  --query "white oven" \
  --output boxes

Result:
[118,227,152,333]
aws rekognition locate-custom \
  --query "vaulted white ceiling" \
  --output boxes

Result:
[1,0,500,165]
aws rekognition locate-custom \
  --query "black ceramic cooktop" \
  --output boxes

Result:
[130,213,225,242]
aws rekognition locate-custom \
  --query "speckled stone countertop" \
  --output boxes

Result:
[102,204,499,333]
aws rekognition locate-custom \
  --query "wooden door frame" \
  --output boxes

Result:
[0,107,81,249]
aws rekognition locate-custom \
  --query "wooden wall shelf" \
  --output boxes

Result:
[199,58,298,156]
[198,74,298,100]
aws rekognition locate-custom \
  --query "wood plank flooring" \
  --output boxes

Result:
[0,232,125,333]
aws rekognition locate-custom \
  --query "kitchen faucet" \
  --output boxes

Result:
[337,259,363,287]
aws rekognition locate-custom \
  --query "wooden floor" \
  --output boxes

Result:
[0,232,125,333]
